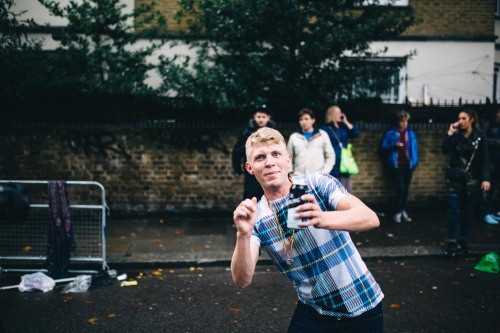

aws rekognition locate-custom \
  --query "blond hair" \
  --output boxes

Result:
[245,127,286,160]
[325,105,340,124]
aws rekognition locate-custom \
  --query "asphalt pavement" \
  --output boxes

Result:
[1,203,500,332]
[103,203,500,267]
[1,256,499,333]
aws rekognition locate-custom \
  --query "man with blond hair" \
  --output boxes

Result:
[231,127,384,332]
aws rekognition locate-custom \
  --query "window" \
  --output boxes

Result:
[344,57,406,104]
[353,0,409,7]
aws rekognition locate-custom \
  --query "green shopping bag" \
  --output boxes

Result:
[340,143,359,175]
[474,252,500,273]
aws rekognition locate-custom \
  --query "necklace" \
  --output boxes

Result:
[265,195,295,266]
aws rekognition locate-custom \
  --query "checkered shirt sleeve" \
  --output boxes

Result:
[250,173,384,317]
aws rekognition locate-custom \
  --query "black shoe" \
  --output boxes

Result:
[458,239,470,255]
[445,242,459,257]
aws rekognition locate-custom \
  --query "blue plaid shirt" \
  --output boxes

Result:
[251,173,384,317]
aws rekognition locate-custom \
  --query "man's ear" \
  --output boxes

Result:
[245,162,254,175]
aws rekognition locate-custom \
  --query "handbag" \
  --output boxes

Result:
[340,143,359,175]
[328,126,359,175]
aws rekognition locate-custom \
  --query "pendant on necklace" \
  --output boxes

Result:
[286,258,293,266]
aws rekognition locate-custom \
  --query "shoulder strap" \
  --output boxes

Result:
[464,138,480,172]
[327,126,343,148]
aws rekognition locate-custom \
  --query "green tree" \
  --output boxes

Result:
[0,0,38,52]
[1,0,172,121]
[38,0,167,95]
[0,0,44,117]
[159,0,415,114]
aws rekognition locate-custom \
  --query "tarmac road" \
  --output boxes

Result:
[0,255,499,333]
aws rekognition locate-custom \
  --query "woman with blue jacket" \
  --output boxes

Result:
[380,110,419,223]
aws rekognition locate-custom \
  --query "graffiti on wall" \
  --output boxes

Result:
[64,131,132,160]
[161,130,230,154]
[63,129,230,159]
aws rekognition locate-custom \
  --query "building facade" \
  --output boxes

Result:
[14,0,498,106]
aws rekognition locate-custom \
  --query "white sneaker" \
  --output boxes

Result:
[393,212,402,223]
[402,210,412,222]
[484,214,499,225]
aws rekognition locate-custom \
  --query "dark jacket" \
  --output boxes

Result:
[486,119,500,169]
[442,129,490,182]
[231,118,276,175]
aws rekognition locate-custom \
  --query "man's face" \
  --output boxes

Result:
[398,119,408,131]
[299,114,315,132]
[245,142,291,190]
[253,112,271,128]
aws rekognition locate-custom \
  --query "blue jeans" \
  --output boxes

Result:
[446,178,478,241]
[393,166,413,213]
[287,302,383,333]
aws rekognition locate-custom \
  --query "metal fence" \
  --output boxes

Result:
[0,180,108,274]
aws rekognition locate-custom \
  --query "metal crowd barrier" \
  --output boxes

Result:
[0,180,108,274]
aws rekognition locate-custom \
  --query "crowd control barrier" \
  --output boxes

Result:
[0,180,108,274]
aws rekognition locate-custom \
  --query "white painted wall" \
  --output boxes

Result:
[494,18,500,101]
[14,0,134,26]
[370,41,495,104]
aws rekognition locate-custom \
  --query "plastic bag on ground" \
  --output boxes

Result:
[474,252,500,273]
[18,272,55,293]
[61,275,92,293]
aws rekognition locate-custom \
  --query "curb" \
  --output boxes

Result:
[106,243,500,269]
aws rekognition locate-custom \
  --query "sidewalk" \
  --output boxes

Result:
[105,204,500,266]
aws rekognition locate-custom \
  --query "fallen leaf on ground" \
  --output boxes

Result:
[107,313,116,319]
[87,317,98,325]
[390,304,400,309]
[229,308,241,313]
[21,246,32,253]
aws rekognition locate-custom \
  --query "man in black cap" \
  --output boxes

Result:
[232,104,276,200]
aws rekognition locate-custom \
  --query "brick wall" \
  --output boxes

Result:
[139,0,495,38]
[0,124,450,215]
[136,0,188,32]
[404,0,494,37]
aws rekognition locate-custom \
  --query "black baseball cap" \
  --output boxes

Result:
[254,104,272,115]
